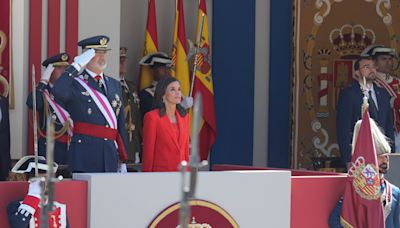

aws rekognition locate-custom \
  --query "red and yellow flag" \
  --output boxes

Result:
[171,0,190,96]
[340,111,385,228]
[192,0,217,160]
[138,0,159,91]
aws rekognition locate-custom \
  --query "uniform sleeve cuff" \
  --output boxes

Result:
[19,194,41,214]
[71,62,81,72]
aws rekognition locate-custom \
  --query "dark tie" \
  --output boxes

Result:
[368,90,378,119]
[95,75,106,94]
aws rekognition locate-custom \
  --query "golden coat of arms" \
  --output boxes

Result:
[348,156,381,200]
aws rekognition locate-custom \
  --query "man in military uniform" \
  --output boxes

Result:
[7,156,69,228]
[52,35,128,173]
[363,45,400,153]
[26,53,72,165]
[119,47,142,164]
[138,52,172,118]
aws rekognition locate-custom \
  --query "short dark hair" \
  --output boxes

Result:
[354,56,373,71]
[152,75,187,117]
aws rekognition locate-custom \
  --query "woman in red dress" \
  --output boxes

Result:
[142,76,190,172]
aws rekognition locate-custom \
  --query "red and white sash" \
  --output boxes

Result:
[74,77,117,129]
[375,77,398,98]
[43,90,74,136]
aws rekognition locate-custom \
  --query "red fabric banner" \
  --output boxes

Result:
[138,0,159,90]
[340,111,385,228]
[0,0,11,97]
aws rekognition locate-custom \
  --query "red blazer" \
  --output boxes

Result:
[142,109,190,172]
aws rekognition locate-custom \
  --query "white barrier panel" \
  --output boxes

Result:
[74,170,291,228]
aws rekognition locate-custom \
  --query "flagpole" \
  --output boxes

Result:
[361,76,369,114]
[189,14,205,97]
[179,94,207,228]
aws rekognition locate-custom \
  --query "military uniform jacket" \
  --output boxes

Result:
[139,82,156,119]
[375,72,400,133]
[121,79,142,162]
[52,66,128,172]
[26,83,69,164]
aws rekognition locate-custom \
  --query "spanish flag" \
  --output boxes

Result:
[192,0,217,160]
[138,0,159,91]
[171,0,190,96]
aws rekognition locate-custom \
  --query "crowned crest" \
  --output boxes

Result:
[100,37,108,46]
[176,217,212,228]
[348,156,381,200]
[329,24,376,58]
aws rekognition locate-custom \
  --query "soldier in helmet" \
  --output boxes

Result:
[26,53,72,165]
[119,47,142,164]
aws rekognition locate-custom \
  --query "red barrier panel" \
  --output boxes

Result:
[212,164,347,228]
[291,176,346,228]
[0,180,87,228]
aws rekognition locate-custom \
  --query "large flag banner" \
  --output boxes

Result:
[171,0,190,96]
[192,0,216,160]
[0,0,12,100]
[340,111,385,228]
[138,0,159,91]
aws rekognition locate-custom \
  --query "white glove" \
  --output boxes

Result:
[72,48,95,71]
[119,163,127,173]
[27,179,42,198]
[134,152,140,164]
[181,96,193,109]
[41,64,54,84]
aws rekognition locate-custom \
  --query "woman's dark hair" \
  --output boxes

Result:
[152,75,187,117]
